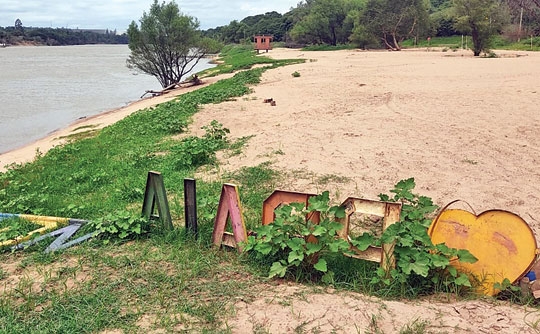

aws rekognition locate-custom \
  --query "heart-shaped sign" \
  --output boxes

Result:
[428,208,537,296]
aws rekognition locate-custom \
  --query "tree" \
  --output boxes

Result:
[289,0,353,45]
[453,0,510,56]
[360,0,430,50]
[126,0,219,88]
[14,19,23,30]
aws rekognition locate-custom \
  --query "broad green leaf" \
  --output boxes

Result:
[447,266,458,277]
[435,243,451,254]
[321,271,335,284]
[312,225,327,236]
[407,255,430,277]
[398,235,415,247]
[286,238,304,251]
[350,233,374,251]
[288,250,304,264]
[254,242,273,255]
[454,273,472,287]
[408,262,429,277]
[328,239,350,253]
[313,258,328,272]
[457,250,478,263]
[431,254,450,268]
[269,261,287,278]
[379,193,390,202]
[306,242,323,255]
[329,205,346,219]
[308,191,330,211]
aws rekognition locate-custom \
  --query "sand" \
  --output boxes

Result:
[2,47,540,332]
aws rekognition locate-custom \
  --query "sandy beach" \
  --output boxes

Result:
[2,47,540,332]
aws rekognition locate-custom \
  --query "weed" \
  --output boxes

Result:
[317,174,351,185]
[0,217,42,244]
[292,71,301,77]
[376,178,478,296]
[399,318,429,334]
[244,191,351,282]
[89,210,153,244]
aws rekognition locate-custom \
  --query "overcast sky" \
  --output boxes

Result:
[1,0,300,31]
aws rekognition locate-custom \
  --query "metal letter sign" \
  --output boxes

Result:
[13,219,93,253]
[142,171,173,231]
[262,190,319,226]
[211,184,247,251]
[337,198,402,272]
[184,178,198,238]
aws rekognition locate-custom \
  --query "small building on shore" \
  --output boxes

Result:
[254,35,273,53]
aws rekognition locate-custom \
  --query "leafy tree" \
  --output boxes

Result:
[358,0,430,50]
[220,20,248,43]
[242,12,286,41]
[289,0,353,45]
[126,0,220,88]
[453,0,510,55]
[13,19,24,36]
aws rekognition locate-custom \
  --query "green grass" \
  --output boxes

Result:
[0,235,262,333]
[200,44,304,77]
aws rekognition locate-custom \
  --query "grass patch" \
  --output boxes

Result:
[200,44,304,77]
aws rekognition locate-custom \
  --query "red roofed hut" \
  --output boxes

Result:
[254,35,273,53]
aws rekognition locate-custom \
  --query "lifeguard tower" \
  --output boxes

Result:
[254,35,273,53]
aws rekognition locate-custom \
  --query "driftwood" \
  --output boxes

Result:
[140,75,203,98]
[181,74,202,87]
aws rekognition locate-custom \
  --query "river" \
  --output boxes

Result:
[0,44,213,154]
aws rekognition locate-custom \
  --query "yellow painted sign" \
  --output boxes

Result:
[428,208,538,296]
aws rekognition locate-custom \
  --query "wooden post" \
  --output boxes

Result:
[184,178,198,238]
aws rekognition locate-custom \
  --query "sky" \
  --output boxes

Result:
[1,0,300,32]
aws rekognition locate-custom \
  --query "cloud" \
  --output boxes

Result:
[0,0,299,31]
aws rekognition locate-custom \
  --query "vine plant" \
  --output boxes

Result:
[376,178,477,291]
[244,191,350,283]
[245,178,478,293]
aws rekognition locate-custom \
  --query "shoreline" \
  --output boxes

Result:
[0,73,233,172]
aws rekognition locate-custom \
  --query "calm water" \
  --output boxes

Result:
[0,45,213,153]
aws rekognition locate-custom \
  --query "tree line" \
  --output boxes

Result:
[0,19,128,46]
[202,0,540,55]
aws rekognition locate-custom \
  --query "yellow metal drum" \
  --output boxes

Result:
[428,209,538,296]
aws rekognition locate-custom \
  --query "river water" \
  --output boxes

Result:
[0,44,213,154]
